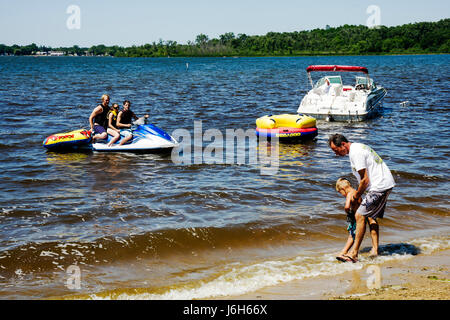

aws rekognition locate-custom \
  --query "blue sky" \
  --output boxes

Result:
[0,0,448,47]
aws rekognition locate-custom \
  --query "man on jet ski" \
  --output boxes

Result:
[88,94,120,143]
[116,100,149,146]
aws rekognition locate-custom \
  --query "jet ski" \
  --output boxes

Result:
[91,123,178,153]
[43,119,178,153]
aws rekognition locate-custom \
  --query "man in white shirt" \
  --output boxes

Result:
[329,134,395,263]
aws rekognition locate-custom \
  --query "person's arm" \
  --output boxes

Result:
[353,168,370,202]
[108,113,113,129]
[345,193,352,213]
[116,111,132,129]
[108,113,120,133]
[132,111,139,121]
[89,106,102,131]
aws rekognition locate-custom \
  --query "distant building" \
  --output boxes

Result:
[49,51,64,56]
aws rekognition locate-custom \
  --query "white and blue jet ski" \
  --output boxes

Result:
[91,122,179,153]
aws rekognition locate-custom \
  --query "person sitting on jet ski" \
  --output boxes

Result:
[106,103,122,147]
[116,100,149,146]
[89,94,119,142]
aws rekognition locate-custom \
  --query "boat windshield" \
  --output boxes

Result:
[328,76,342,84]
[314,76,342,88]
[355,76,374,89]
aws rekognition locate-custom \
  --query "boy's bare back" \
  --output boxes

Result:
[346,188,361,214]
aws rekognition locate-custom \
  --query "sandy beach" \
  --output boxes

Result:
[223,249,449,300]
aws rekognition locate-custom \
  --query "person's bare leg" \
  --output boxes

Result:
[338,235,354,257]
[107,130,120,147]
[118,134,133,146]
[347,213,366,261]
[93,132,107,142]
[367,217,379,257]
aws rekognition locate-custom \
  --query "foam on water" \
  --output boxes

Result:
[85,236,449,300]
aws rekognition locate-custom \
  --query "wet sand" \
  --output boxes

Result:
[222,249,449,300]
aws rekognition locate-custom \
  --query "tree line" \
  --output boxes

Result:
[1,19,448,57]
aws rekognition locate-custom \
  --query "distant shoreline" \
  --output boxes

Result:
[2,19,448,58]
[1,52,448,58]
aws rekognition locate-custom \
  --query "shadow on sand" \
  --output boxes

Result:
[361,243,421,256]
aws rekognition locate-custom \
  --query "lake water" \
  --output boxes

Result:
[0,55,449,299]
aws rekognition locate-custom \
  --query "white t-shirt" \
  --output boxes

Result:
[349,143,395,192]
[321,82,331,95]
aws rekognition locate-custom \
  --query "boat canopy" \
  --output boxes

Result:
[306,65,369,74]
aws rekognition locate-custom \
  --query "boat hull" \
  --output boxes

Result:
[297,87,387,122]
[296,109,378,122]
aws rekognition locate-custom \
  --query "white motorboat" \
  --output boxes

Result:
[297,65,387,121]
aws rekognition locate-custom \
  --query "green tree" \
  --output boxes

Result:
[195,34,209,46]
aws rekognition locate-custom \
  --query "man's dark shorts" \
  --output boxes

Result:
[356,188,393,219]
[93,125,107,136]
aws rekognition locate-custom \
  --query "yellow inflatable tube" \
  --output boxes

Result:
[256,114,316,129]
[43,129,92,149]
